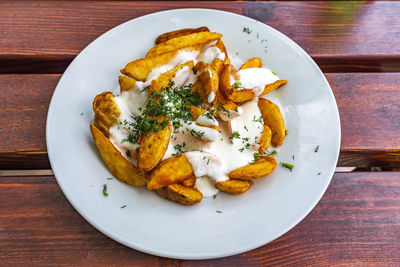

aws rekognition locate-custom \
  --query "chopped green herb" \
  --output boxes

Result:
[173,143,186,156]
[285,129,288,136]
[292,155,295,160]
[267,150,278,155]
[103,184,108,197]
[121,205,127,208]
[189,129,205,138]
[213,195,217,199]
[239,148,245,152]
[231,131,240,139]
[216,210,223,213]
[207,158,210,165]
[317,172,321,175]
[243,27,252,34]
[272,71,277,76]
[193,69,198,75]
[233,82,243,89]
[107,177,113,180]
[244,125,248,131]
[125,149,131,158]
[281,162,294,172]
[80,112,84,116]
[315,145,320,152]
[201,112,215,121]
[257,32,260,38]
[252,116,263,123]
[253,152,260,161]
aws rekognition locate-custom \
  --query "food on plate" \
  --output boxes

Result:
[258,98,286,147]
[90,124,147,186]
[91,27,288,205]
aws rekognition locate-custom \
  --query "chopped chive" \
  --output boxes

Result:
[121,205,127,208]
[281,162,294,172]
[285,129,288,136]
[103,184,108,197]
[107,177,113,180]
[213,195,217,199]
[216,210,223,213]
[317,172,321,175]
[315,145,320,152]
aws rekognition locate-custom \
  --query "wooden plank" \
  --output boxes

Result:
[0,172,399,265]
[1,73,399,169]
[0,1,400,73]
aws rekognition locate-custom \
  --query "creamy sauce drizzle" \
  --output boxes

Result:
[107,42,280,197]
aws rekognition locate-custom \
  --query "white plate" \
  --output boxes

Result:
[47,9,340,259]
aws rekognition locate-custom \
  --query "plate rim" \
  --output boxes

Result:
[46,8,341,259]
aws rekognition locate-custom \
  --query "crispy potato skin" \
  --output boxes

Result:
[258,98,286,147]
[226,88,255,103]
[181,176,196,187]
[260,80,288,96]
[192,62,219,104]
[215,179,254,194]
[189,105,207,120]
[150,61,194,94]
[239,57,262,70]
[147,154,194,190]
[157,184,203,206]
[90,124,147,186]
[121,45,201,81]
[228,155,277,179]
[258,125,272,154]
[93,92,121,137]
[118,76,136,92]
[155,27,210,44]
[146,32,222,57]
[211,58,225,77]
[137,118,172,172]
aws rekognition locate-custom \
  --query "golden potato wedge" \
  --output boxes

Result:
[219,63,231,95]
[228,155,277,179]
[90,124,147,186]
[157,183,202,206]
[215,38,230,64]
[258,98,286,147]
[118,76,136,92]
[93,92,121,137]
[121,45,202,81]
[147,154,194,190]
[239,57,262,70]
[226,88,255,103]
[149,61,194,93]
[260,80,288,96]
[137,117,172,172]
[181,176,196,187]
[211,58,225,77]
[215,179,254,194]
[155,27,210,44]
[193,62,219,103]
[258,125,272,154]
[147,32,222,57]
[189,105,207,120]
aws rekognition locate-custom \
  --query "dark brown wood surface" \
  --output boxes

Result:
[1,1,400,73]
[0,172,399,266]
[1,73,399,169]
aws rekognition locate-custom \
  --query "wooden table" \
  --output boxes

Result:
[1,1,399,266]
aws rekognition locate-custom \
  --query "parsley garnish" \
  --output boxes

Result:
[244,125,248,131]
[231,131,240,139]
[281,162,294,172]
[253,152,260,161]
[243,27,252,34]
[272,71,277,76]
[315,145,319,152]
[121,205,127,208]
[201,112,215,121]
[103,184,108,197]
[213,195,217,199]
[252,116,263,123]
[317,172,321,175]
[285,129,288,136]
[107,177,113,180]
[216,210,223,213]
[125,149,131,158]
[233,82,243,89]
[193,69,198,75]
[173,143,186,156]
[189,129,205,138]
[239,148,245,152]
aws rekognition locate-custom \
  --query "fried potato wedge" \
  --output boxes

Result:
[118,76,136,92]
[189,105,207,120]
[150,61,194,93]
[258,98,286,147]
[90,124,147,186]
[215,179,253,194]
[157,183,202,206]
[182,176,196,187]
[147,154,194,190]
[215,38,230,64]
[193,62,219,103]
[146,32,222,57]
[258,125,272,154]
[228,155,277,179]
[211,58,225,77]
[155,27,210,44]
[260,80,288,96]
[239,57,262,70]
[137,117,172,172]
[226,88,255,103]
[93,92,121,137]
[121,45,201,81]
[220,64,254,103]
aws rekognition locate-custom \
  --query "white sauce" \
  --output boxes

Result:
[231,68,279,96]
[196,113,218,127]
[107,42,280,198]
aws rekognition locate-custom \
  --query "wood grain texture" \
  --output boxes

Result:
[1,73,399,169]
[0,1,400,73]
[0,172,399,266]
